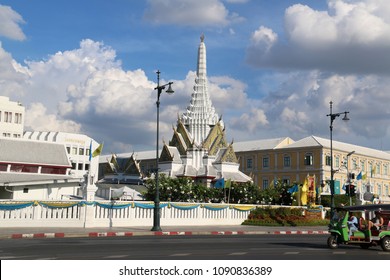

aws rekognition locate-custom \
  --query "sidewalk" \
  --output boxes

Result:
[0,225,329,239]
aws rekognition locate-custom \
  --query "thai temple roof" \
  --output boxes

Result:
[159,35,252,185]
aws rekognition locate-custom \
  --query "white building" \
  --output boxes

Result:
[0,137,81,200]
[0,96,25,138]
[24,131,99,179]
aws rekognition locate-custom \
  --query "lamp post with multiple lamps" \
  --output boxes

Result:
[151,70,174,232]
[327,101,350,218]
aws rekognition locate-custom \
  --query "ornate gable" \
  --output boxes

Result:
[104,154,120,175]
[104,154,143,176]
[220,143,238,163]
[202,122,227,155]
[176,119,193,149]
[123,154,142,176]
[169,129,187,155]
[159,144,174,162]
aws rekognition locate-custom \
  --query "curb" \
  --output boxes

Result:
[4,230,329,239]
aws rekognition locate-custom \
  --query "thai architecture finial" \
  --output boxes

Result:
[180,34,221,146]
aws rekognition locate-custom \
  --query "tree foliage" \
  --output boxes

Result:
[143,175,295,205]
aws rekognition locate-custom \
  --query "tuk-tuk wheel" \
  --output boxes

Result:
[381,236,390,252]
[327,235,338,249]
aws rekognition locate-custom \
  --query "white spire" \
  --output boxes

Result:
[181,34,222,146]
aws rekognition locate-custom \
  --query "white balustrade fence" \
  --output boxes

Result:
[0,200,248,228]
[0,200,316,228]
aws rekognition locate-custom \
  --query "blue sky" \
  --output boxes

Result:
[1,0,390,154]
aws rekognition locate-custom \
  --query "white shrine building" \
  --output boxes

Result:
[158,35,252,186]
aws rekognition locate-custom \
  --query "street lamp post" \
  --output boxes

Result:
[327,101,350,218]
[151,70,174,232]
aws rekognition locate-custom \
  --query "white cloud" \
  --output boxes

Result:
[247,0,390,74]
[0,43,29,98]
[144,0,244,27]
[25,102,81,133]
[0,5,26,41]
[0,37,256,153]
[230,108,269,133]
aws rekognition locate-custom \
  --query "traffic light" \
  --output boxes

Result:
[345,184,350,196]
[350,185,356,197]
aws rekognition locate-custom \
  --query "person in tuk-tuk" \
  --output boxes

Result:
[368,211,384,230]
[347,212,359,236]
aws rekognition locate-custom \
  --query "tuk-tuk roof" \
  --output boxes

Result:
[336,204,390,212]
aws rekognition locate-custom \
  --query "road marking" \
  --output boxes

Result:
[305,248,328,251]
[170,253,191,257]
[378,252,390,255]
[229,252,247,256]
[333,251,347,254]
[103,255,129,259]
[0,256,17,259]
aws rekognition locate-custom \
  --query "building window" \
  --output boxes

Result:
[361,161,365,172]
[263,157,269,168]
[71,147,77,155]
[325,155,331,166]
[66,146,71,154]
[384,165,388,176]
[4,112,12,123]
[304,154,313,166]
[79,148,84,155]
[23,188,29,193]
[14,113,22,124]
[247,158,253,169]
[0,111,1,122]
[282,178,290,185]
[352,159,357,170]
[85,163,90,171]
[0,164,7,171]
[41,167,67,175]
[335,156,340,168]
[78,163,84,170]
[283,155,291,167]
[262,179,269,189]
[368,163,373,175]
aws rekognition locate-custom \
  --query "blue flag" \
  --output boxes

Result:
[356,171,362,180]
[214,178,225,188]
[288,184,299,194]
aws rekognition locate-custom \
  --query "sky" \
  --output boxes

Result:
[1,0,390,154]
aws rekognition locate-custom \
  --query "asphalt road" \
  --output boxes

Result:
[1,234,390,260]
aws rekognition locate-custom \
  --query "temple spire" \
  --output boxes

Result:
[180,34,222,146]
[197,34,207,78]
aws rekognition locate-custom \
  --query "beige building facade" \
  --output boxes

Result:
[235,135,390,203]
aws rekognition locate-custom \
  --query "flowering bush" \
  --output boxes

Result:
[243,206,328,226]
[144,176,295,205]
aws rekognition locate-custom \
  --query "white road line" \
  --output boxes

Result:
[229,252,247,256]
[333,251,347,254]
[103,255,129,259]
[170,253,191,257]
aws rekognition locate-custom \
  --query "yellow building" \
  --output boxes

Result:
[234,135,390,203]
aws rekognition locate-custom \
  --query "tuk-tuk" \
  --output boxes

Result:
[327,204,390,251]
